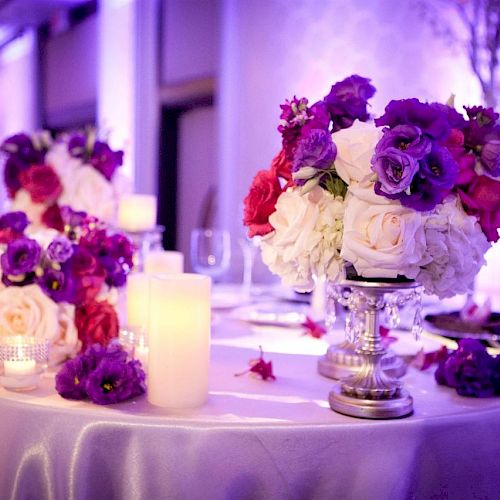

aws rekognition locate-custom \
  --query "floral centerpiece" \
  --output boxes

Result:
[0,207,134,365]
[1,129,125,229]
[244,75,498,298]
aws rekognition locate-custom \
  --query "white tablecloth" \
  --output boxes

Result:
[1,313,499,500]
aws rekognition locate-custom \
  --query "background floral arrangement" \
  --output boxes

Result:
[0,208,134,364]
[1,129,125,229]
[244,75,499,298]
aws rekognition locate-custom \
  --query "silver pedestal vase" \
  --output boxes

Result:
[328,279,422,419]
[317,282,408,380]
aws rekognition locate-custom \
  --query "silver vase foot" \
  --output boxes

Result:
[317,342,407,380]
[329,385,413,419]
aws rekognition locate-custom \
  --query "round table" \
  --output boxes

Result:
[1,315,499,500]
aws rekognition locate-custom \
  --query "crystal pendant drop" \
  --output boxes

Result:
[325,296,337,331]
[412,303,423,341]
[345,311,355,343]
[385,298,400,329]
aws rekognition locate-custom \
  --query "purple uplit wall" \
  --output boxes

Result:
[0,29,37,207]
[218,0,487,283]
[44,15,97,126]
[162,0,219,85]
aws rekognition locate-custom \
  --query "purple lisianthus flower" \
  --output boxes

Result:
[86,358,146,405]
[375,98,451,140]
[1,133,46,165]
[375,124,431,160]
[4,157,28,195]
[47,235,74,263]
[102,233,135,269]
[480,138,500,177]
[1,237,41,276]
[430,102,467,130]
[67,134,87,158]
[82,342,128,371]
[301,101,330,135]
[371,147,419,195]
[375,144,458,211]
[100,255,127,288]
[55,356,89,400]
[90,141,123,181]
[37,268,75,303]
[465,105,499,125]
[0,212,29,233]
[435,339,497,397]
[419,144,459,191]
[292,129,336,184]
[324,75,376,132]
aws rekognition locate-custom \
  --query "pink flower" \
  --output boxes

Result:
[19,164,62,203]
[458,175,500,242]
[243,169,282,237]
[270,149,292,181]
[302,316,326,338]
[75,300,119,351]
[235,346,276,381]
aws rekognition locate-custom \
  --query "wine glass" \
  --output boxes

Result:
[190,228,231,281]
[238,233,260,298]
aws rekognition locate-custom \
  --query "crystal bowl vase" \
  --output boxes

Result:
[328,278,422,419]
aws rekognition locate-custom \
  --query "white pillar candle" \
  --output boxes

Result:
[118,194,157,232]
[144,250,184,275]
[126,273,150,330]
[4,360,36,376]
[148,274,211,409]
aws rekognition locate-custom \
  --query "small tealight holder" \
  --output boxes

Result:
[0,336,49,391]
[118,327,149,369]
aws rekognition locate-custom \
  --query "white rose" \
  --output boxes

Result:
[51,303,80,365]
[0,284,59,340]
[58,165,117,223]
[11,189,46,228]
[417,196,490,298]
[333,121,382,185]
[260,186,344,291]
[341,187,427,279]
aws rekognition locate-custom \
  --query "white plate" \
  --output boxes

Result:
[230,301,309,327]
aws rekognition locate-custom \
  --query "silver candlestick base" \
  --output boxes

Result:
[318,341,407,380]
[123,225,165,271]
[327,279,422,419]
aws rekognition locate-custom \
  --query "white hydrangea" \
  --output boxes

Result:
[417,196,490,298]
[260,185,345,291]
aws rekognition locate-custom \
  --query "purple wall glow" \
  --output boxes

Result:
[0,30,37,208]
[44,15,97,120]
[162,0,219,85]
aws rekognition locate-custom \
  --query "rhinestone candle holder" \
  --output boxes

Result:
[0,336,49,391]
